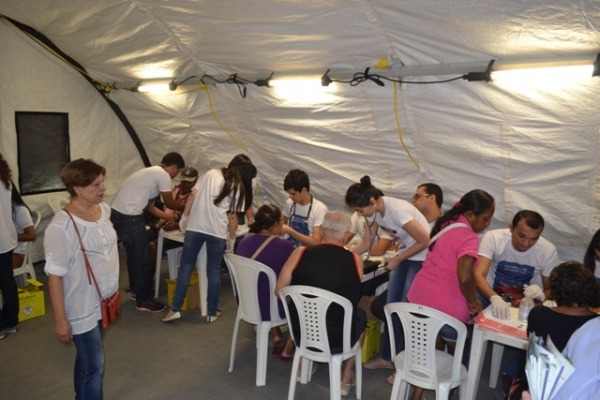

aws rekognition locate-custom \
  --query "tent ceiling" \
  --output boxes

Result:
[2,1,599,83]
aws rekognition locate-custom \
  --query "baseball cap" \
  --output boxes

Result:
[179,166,198,182]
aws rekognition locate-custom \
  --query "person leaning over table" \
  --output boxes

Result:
[406,189,494,399]
[162,154,256,323]
[111,152,185,313]
[474,210,559,320]
[344,175,430,373]
[364,181,444,371]
[44,159,119,400]
[235,203,294,355]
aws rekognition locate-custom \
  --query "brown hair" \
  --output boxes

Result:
[0,153,12,190]
[60,159,106,198]
[249,204,282,234]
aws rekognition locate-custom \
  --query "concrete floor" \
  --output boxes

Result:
[1,253,507,400]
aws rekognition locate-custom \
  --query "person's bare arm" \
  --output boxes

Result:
[369,237,393,256]
[228,212,238,239]
[474,256,496,300]
[17,225,36,242]
[384,220,429,270]
[275,247,303,296]
[145,200,175,222]
[351,221,376,255]
[457,255,483,315]
[48,274,72,344]
[161,190,184,211]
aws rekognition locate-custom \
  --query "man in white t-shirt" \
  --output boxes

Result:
[281,169,328,247]
[475,210,559,319]
[111,152,185,313]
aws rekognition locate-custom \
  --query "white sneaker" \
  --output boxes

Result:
[161,311,181,322]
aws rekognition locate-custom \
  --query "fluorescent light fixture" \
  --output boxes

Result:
[137,82,172,93]
[270,77,338,105]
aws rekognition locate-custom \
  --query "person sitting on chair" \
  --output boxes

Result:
[276,211,365,396]
[236,204,294,355]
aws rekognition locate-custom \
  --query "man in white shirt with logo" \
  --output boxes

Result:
[475,210,559,319]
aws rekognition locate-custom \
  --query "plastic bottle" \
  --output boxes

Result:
[518,295,534,322]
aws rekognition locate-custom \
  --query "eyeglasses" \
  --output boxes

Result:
[412,193,431,201]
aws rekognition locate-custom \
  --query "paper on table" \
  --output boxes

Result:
[473,306,527,338]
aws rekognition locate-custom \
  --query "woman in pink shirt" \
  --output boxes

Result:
[406,189,494,399]
[408,189,495,340]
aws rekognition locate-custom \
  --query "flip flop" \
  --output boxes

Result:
[280,353,294,362]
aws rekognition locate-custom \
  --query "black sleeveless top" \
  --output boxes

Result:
[290,244,361,349]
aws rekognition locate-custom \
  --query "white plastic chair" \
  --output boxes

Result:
[13,210,41,282]
[223,253,288,386]
[384,303,468,400]
[279,285,362,400]
[47,195,68,214]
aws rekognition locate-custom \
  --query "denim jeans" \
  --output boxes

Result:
[72,322,105,400]
[381,259,423,361]
[110,210,151,304]
[0,250,18,330]
[172,231,225,316]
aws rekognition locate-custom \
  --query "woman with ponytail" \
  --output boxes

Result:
[408,189,495,340]
[345,175,431,369]
[404,189,494,399]
[163,154,256,323]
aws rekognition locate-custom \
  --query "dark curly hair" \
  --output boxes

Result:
[550,261,599,308]
[0,153,12,190]
[248,204,282,234]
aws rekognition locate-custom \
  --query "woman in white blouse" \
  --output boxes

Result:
[44,159,119,400]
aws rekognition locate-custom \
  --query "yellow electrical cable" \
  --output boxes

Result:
[203,86,248,152]
[0,15,111,92]
[393,81,420,170]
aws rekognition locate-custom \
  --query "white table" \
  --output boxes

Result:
[154,225,250,317]
[465,307,528,400]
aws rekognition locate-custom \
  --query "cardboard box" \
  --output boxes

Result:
[361,319,382,363]
[166,271,200,311]
[18,279,45,322]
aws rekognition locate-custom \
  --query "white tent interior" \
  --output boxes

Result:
[0,1,599,263]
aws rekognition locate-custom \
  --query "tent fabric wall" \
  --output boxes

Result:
[1,1,599,263]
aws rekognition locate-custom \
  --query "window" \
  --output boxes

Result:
[15,112,70,195]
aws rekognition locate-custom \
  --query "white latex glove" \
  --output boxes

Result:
[490,295,510,319]
[523,284,545,301]
[179,214,188,233]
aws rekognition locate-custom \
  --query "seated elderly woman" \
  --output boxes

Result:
[235,204,294,354]
[507,261,600,399]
